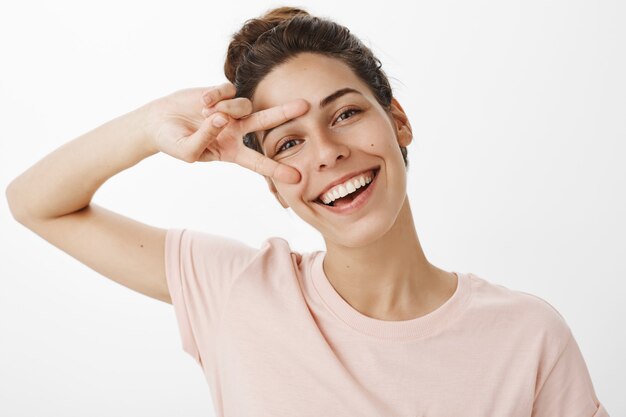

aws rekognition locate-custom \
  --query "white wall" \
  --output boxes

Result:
[1,0,623,415]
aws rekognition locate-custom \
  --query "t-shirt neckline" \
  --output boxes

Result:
[310,250,472,340]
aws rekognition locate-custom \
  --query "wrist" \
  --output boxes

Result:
[131,101,160,157]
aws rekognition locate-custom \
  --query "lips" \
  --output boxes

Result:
[313,166,380,203]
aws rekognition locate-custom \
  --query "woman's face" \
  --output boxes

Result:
[251,52,413,247]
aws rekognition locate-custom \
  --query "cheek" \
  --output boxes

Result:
[276,184,306,203]
[360,125,396,154]
[358,116,395,146]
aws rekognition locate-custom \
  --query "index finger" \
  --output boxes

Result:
[233,146,302,184]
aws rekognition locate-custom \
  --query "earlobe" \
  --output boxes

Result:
[389,97,413,147]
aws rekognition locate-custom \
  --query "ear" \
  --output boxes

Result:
[388,97,413,147]
[265,176,290,209]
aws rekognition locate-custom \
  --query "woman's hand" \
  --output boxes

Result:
[144,83,308,184]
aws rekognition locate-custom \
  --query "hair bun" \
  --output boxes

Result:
[224,7,310,83]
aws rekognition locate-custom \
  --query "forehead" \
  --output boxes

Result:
[251,52,372,112]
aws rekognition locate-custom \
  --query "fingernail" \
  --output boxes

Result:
[203,92,213,105]
[213,115,227,127]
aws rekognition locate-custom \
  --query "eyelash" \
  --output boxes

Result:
[274,108,362,155]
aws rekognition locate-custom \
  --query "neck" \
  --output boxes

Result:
[322,196,455,321]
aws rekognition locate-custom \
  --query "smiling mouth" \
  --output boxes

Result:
[313,167,380,207]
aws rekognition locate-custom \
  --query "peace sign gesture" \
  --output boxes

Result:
[146,83,308,184]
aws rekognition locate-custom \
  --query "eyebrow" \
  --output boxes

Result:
[260,87,364,145]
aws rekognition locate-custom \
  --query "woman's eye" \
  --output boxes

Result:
[274,108,362,155]
[335,108,361,123]
[275,138,300,154]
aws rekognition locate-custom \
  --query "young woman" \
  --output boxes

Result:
[6,6,609,417]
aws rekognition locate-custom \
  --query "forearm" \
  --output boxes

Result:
[6,103,158,221]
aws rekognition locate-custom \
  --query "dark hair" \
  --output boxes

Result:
[224,6,409,170]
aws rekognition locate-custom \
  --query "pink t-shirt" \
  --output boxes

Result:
[164,228,609,417]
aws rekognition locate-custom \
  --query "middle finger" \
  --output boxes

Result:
[238,99,310,139]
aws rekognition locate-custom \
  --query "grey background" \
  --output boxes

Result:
[1,0,623,415]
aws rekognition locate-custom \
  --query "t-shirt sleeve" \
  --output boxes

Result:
[164,228,259,366]
[531,326,610,417]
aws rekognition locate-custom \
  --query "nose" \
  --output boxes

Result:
[311,128,351,169]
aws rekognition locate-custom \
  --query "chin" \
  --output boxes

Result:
[296,169,407,243]
[325,213,398,248]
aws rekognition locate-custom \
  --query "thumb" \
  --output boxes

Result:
[185,113,226,156]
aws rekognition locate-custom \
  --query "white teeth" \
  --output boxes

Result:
[320,171,375,205]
